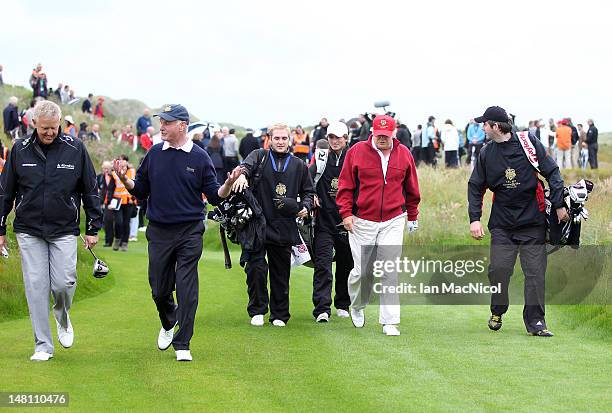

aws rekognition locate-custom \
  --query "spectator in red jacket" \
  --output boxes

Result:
[93,97,104,119]
[140,126,154,152]
[336,114,420,337]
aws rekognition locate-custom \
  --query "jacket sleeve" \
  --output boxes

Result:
[129,151,151,200]
[336,146,356,219]
[241,149,265,181]
[80,145,103,235]
[403,151,420,221]
[533,137,565,209]
[298,161,314,212]
[467,147,488,223]
[0,146,18,236]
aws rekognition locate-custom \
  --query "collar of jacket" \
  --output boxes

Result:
[366,134,399,153]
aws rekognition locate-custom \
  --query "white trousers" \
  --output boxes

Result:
[348,214,405,325]
[556,148,571,169]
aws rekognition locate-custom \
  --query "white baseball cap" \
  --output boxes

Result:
[326,121,348,138]
[64,115,75,124]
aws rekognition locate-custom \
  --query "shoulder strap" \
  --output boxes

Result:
[516,131,541,173]
[313,149,329,188]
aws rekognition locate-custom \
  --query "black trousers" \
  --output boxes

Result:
[411,147,421,166]
[103,207,114,246]
[424,144,436,166]
[224,156,239,177]
[312,229,353,317]
[146,220,204,350]
[244,243,291,323]
[444,150,458,168]
[588,143,598,169]
[488,227,547,333]
[467,143,483,165]
[113,205,133,244]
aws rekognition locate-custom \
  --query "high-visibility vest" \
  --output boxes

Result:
[0,147,8,174]
[112,168,135,205]
[293,133,310,154]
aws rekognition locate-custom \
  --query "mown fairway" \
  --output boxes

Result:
[0,234,610,412]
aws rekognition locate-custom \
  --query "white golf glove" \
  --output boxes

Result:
[406,220,419,233]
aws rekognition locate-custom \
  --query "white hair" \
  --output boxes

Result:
[32,100,62,121]
[8,96,18,105]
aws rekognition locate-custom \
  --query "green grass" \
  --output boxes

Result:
[0,239,610,412]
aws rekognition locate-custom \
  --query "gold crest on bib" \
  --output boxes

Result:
[331,178,339,190]
[275,183,287,196]
[505,168,516,181]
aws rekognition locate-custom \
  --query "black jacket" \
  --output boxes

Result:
[586,124,598,145]
[309,148,347,233]
[3,104,20,132]
[242,149,314,245]
[468,132,564,230]
[396,125,412,148]
[0,131,102,237]
[96,172,115,206]
[239,133,261,160]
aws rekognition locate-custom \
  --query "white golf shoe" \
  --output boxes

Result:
[350,308,365,328]
[176,350,192,362]
[383,325,400,336]
[336,309,350,318]
[30,352,53,361]
[272,319,286,327]
[316,313,329,323]
[56,317,74,348]
[250,315,264,327]
[158,322,177,350]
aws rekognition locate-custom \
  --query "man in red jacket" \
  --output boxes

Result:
[336,114,420,336]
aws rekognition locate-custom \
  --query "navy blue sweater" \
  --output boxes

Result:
[129,143,222,224]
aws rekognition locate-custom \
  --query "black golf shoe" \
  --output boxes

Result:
[530,329,554,337]
[488,314,503,331]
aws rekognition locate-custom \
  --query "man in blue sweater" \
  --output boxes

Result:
[113,104,240,362]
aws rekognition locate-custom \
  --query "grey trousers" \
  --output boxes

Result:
[16,233,77,354]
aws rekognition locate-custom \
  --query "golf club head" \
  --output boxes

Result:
[93,258,109,278]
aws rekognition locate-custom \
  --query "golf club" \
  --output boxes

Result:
[79,235,110,278]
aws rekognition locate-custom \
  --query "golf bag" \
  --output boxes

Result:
[516,131,594,254]
[546,179,594,254]
[208,188,265,269]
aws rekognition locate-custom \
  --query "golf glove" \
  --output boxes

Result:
[406,220,419,233]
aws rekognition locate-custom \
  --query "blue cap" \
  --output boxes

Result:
[154,104,189,122]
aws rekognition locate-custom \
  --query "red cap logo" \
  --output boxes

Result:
[372,115,396,137]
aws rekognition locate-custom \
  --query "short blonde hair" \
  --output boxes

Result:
[269,123,290,137]
[33,100,62,121]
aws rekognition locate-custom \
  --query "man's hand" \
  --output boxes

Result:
[225,166,243,186]
[297,207,308,218]
[231,173,249,193]
[112,159,127,181]
[342,216,355,233]
[406,220,418,233]
[84,235,98,249]
[313,195,320,208]
[470,221,485,240]
[556,207,570,223]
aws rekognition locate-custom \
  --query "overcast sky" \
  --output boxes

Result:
[2,0,611,130]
